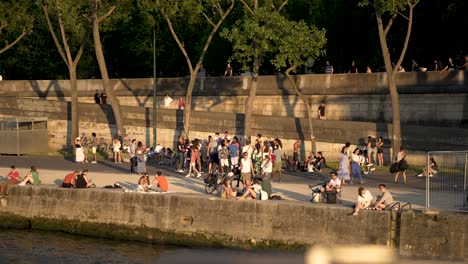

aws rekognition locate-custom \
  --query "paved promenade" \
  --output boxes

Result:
[0,155,426,209]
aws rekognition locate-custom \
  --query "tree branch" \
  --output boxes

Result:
[396,11,409,21]
[0,23,8,32]
[383,15,396,36]
[57,0,74,66]
[393,3,414,74]
[277,0,288,12]
[239,0,253,14]
[73,29,88,65]
[210,0,224,16]
[157,0,194,74]
[41,0,69,67]
[201,10,216,27]
[98,0,120,23]
[0,30,27,55]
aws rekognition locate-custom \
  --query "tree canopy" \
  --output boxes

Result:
[0,0,466,79]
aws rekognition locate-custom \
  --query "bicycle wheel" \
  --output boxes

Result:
[205,182,216,194]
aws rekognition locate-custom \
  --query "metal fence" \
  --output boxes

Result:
[425,151,468,212]
[0,117,49,156]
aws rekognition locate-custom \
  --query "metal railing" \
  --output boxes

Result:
[0,117,49,155]
[425,151,468,212]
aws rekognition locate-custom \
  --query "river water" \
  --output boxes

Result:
[0,229,304,264]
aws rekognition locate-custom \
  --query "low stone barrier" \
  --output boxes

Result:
[0,186,391,249]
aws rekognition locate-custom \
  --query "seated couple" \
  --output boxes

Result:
[62,169,95,188]
[222,176,272,200]
[353,184,394,215]
[305,152,326,172]
[137,171,169,192]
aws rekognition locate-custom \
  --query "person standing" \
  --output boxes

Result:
[186,146,201,178]
[324,60,334,74]
[394,146,408,184]
[348,60,358,73]
[292,139,301,171]
[75,137,85,163]
[272,143,283,182]
[90,132,98,163]
[94,90,101,104]
[129,139,137,175]
[112,136,122,163]
[176,136,185,172]
[318,102,326,120]
[135,141,146,175]
[350,148,365,184]
[377,137,384,166]
[100,91,107,104]
[224,63,233,77]
[240,152,255,185]
[178,97,185,110]
[229,138,240,167]
[81,133,89,163]
[338,146,350,184]
[208,136,219,174]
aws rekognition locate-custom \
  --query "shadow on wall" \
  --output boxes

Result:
[120,79,153,107]
[29,80,65,101]
[171,109,184,149]
[463,71,468,128]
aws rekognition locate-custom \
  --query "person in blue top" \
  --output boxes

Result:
[228,138,240,167]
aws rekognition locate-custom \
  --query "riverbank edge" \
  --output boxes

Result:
[0,211,307,251]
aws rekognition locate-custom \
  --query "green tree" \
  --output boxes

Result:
[154,0,235,138]
[360,0,421,159]
[221,0,288,140]
[0,0,33,55]
[271,20,326,153]
[91,0,126,136]
[41,0,89,144]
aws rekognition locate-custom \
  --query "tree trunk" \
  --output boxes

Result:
[376,14,401,160]
[69,65,79,143]
[183,75,197,138]
[244,75,257,141]
[92,12,125,136]
[285,68,316,153]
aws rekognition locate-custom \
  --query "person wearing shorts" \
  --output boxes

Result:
[91,132,98,163]
[240,152,254,185]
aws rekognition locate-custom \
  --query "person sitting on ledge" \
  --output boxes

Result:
[353,187,373,216]
[62,170,79,188]
[320,171,341,193]
[18,166,40,186]
[137,173,150,192]
[149,171,168,192]
[239,177,262,200]
[0,165,20,197]
[76,169,94,188]
[221,177,236,199]
[371,184,394,210]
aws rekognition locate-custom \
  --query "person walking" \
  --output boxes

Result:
[90,132,98,163]
[350,148,365,184]
[337,146,350,184]
[176,136,185,172]
[377,137,384,166]
[135,141,146,175]
[394,146,408,184]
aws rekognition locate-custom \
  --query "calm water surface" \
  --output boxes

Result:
[0,229,304,264]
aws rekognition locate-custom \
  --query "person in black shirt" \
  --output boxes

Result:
[94,90,100,104]
[224,63,233,77]
[100,91,107,104]
[349,60,358,73]
[318,102,326,120]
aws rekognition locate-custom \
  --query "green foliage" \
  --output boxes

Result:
[359,0,420,15]
[0,0,35,52]
[271,20,326,71]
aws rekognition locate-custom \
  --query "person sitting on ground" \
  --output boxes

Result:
[221,177,237,199]
[313,152,326,172]
[150,171,169,192]
[260,175,272,199]
[305,152,317,172]
[353,187,373,216]
[371,184,394,210]
[320,171,341,193]
[417,157,438,177]
[18,166,40,186]
[62,170,79,188]
[239,177,263,200]
[137,173,150,192]
[0,166,20,197]
[75,169,94,189]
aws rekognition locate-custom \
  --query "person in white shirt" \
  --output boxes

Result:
[321,171,341,193]
[242,139,253,159]
[353,187,373,216]
[239,152,254,185]
[261,155,273,178]
[162,93,173,108]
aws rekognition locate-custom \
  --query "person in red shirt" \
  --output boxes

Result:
[62,170,79,188]
[150,171,168,192]
[0,166,20,197]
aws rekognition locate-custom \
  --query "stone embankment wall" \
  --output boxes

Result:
[0,186,466,261]
[0,71,467,127]
[1,96,468,165]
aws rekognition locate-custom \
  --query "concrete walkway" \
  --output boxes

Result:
[0,155,427,209]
